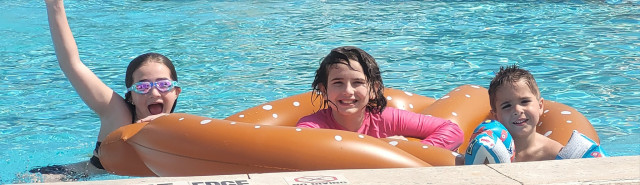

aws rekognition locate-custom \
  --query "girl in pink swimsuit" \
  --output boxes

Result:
[296,46,463,151]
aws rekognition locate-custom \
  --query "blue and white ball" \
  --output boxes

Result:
[465,120,515,165]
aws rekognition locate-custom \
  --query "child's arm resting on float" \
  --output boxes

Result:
[418,119,463,151]
[391,108,463,151]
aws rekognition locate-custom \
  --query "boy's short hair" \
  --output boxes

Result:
[488,64,541,110]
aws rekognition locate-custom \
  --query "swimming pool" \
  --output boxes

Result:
[1,0,638,183]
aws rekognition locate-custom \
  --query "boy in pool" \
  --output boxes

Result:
[32,0,182,181]
[463,65,606,164]
[488,65,564,161]
[296,46,463,151]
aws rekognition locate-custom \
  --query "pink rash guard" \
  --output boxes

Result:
[296,107,463,151]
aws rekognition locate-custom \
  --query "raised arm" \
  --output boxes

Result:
[45,0,131,140]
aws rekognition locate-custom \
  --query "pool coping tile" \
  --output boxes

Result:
[16,155,640,185]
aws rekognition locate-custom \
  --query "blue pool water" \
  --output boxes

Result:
[1,0,638,183]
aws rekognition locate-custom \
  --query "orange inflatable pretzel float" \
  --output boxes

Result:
[99,85,599,176]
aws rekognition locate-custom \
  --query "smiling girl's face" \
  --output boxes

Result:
[322,61,371,118]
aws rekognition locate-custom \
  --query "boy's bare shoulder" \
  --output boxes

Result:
[517,133,564,162]
[537,133,564,159]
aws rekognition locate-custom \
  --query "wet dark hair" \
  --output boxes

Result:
[488,64,540,111]
[124,53,179,122]
[311,46,386,114]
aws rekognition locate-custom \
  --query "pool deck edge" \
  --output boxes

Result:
[20,155,640,185]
